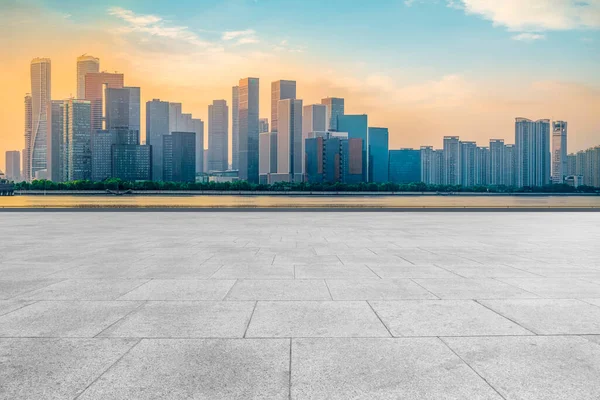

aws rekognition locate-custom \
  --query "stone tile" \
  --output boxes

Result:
[368,265,459,279]
[17,279,149,300]
[47,264,149,279]
[444,336,600,400]
[118,279,235,300]
[78,339,290,400]
[441,265,539,278]
[246,301,390,338]
[99,301,255,338]
[226,280,331,300]
[137,264,222,279]
[0,300,36,317]
[414,278,538,299]
[497,277,600,298]
[479,299,600,334]
[0,301,142,337]
[211,265,295,280]
[0,338,138,400]
[326,279,437,300]
[582,298,600,307]
[370,300,532,337]
[0,263,77,279]
[294,265,379,280]
[292,338,503,400]
[582,335,600,346]
[0,278,63,300]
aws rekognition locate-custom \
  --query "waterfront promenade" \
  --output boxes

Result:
[1,212,600,399]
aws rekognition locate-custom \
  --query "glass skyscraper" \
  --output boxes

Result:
[76,55,99,100]
[208,100,229,172]
[146,99,169,181]
[368,127,389,183]
[271,80,296,133]
[30,58,51,180]
[338,115,368,182]
[389,149,421,184]
[239,77,260,183]
[321,97,345,131]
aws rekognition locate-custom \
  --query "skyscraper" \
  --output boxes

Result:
[30,58,51,180]
[474,146,489,186]
[85,72,124,131]
[192,118,204,174]
[271,80,296,133]
[48,100,64,181]
[146,99,170,181]
[459,141,476,187]
[76,55,99,100]
[433,149,444,185]
[489,139,505,185]
[552,121,568,184]
[389,149,421,184]
[23,94,32,181]
[239,77,260,183]
[259,118,269,133]
[232,86,240,170]
[321,97,345,131]
[420,146,435,184]
[168,103,182,133]
[303,105,327,138]
[5,151,21,182]
[443,136,460,185]
[105,87,140,132]
[338,115,368,182]
[163,132,196,182]
[368,127,389,183]
[63,99,92,181]
[208,99,229,172]
[515,118,550,187]
[504,144,516,186]
[277,98,303,181]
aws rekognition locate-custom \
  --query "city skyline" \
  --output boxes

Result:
[1,1,599,169]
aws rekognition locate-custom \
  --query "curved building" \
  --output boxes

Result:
[30,58,51,180]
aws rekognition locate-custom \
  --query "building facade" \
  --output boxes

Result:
[30,58,51,180]
[271,80,296,133]
[76,55,99,100]
[443,136,460,186]
[321,97,344,131]
[459,141,477,187]
[63,99,92,181]
[551,120,568,184]
[84,72,124,132]
[163,132,196,182]
[515,118,551,187]
[5,151,21,182]
[489,139,505,185]
[23,94,32,181]
[337,115,368,182]
[238,77,260,183]
[208,100,229,172]
[232,86,240,170]
[259,118,269,133]
[48,100,64,182]
[277,99,303,182]
[389,149,421,184]
[474,146,490,186]
[145,99,169,181]
[368,127,389,183]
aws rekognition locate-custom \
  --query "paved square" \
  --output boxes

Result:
[1,211,600,399]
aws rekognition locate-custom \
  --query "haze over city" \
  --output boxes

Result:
[1,0,599,169]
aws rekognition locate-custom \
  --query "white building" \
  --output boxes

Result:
[551,120,568,184]
[515,118,551,187]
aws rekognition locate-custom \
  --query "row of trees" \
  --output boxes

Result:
[12,178,600,193]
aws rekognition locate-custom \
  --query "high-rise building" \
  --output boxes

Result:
[567,153,577,176]
[30,58,51,180]
[420,146,435,184]
[551,121,568,184]
[47,100,64,182]
[504,144,516,186]
[368,127,389,183]
[489,139,505,185]
[163,132,196,182]
[433,149,444,185]
[232,86,240,170]
[474,146,489,186]
[127,87,141,132]
[105,87,140,132]
[337,115,368,182]
[515,118,551,187]
[443,136,460,185]
[169,103,182,133]
[304,132,362,184]
[303,105,327,137]
[259,118,269,133]
[239,77,260,183]
[342,137,364,184]
[271,80,296,133]
[63,99,92,181]
[277,99,303,182]
[321,97,345,131]
[192,118,204,174]
[5,151,21,182]
[459,141,476,187]
[23,94,32,181]
[576,150,586,180]
[389,149,421,184]
[208,99,229,172]
[91,129,116,182]
[584,146,600,187]
[146,99,169,181]
[76,55,99,100]
[259,133,271,178]
[112,144,152,182]
[85,72,124,131]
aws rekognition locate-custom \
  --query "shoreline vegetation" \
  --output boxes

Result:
[9,179,600,195]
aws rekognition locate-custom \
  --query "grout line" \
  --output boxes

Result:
[438,337,507,400]
[222,279,239,301]
[288,338,293,400]
[243,301,258,338]
[93,301,148,338]
[6,278,69,300]
[473,300,538,335]
[324,280,334,300]
[0,300,41,318]
[409,279,441,300]
[73,338,143,399]
[113,279,154,300]
[366,301,394,338]
[365,265,383,279]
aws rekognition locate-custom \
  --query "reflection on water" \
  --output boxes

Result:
[1,195,600,208]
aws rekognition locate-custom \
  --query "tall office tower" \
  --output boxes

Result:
[420,146,434,184]
[163,132,196,182]
[208,99,229,172]
[342,137,364,184]
[146,99,170,181]
[389,149,421,184]
[91,129,116,182]
[504,144,516,186]
[92,128,150,182]
[515,118,551,187]
[567,154,577,176]
[551,121,568,184]
[443,136,460,185]
[48,100,64,181]
[368,127,389,183]
[105,87,140,133]
[85,72,124,131]
[63,99,92,181]
[192,118,204,174]
[127,87,141,132]
[304,132,362,184]
[321,97,345,131]
[459,141,476,187]
[168,103,184,133]
[239,77,260,183]
[5,151,21,181]
[76,55,99,100]
[23,94,32,181]
[259,118,269,133]
[338,115,368,182]
[30,58,51,180]
[433,149,444,185]
[489,139,505,185]
[277,99,303,182]
[258,132,277,183]
[576,150,586,180]
[271,80,296,133]
[232,86,240,170]
[474,146,490,186]
[304,136,325,183]
[303,104,327,139]
[584,146,600,187]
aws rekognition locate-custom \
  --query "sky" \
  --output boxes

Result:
[1,0,599,170]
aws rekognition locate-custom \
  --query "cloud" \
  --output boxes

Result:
[512,32,546,41]
[222,29,256,41]
[451,0,600,31]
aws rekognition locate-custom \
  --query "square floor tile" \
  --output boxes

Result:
[294,265,379,280]
[226,280,331,300]
[118,279,235,300]
[497,278,600,298]
[326,279,437,300]
[211,265,295,280]
[17,279,149,300]
[414,278,538,299]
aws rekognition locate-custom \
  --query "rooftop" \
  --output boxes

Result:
[1,211,600,399]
